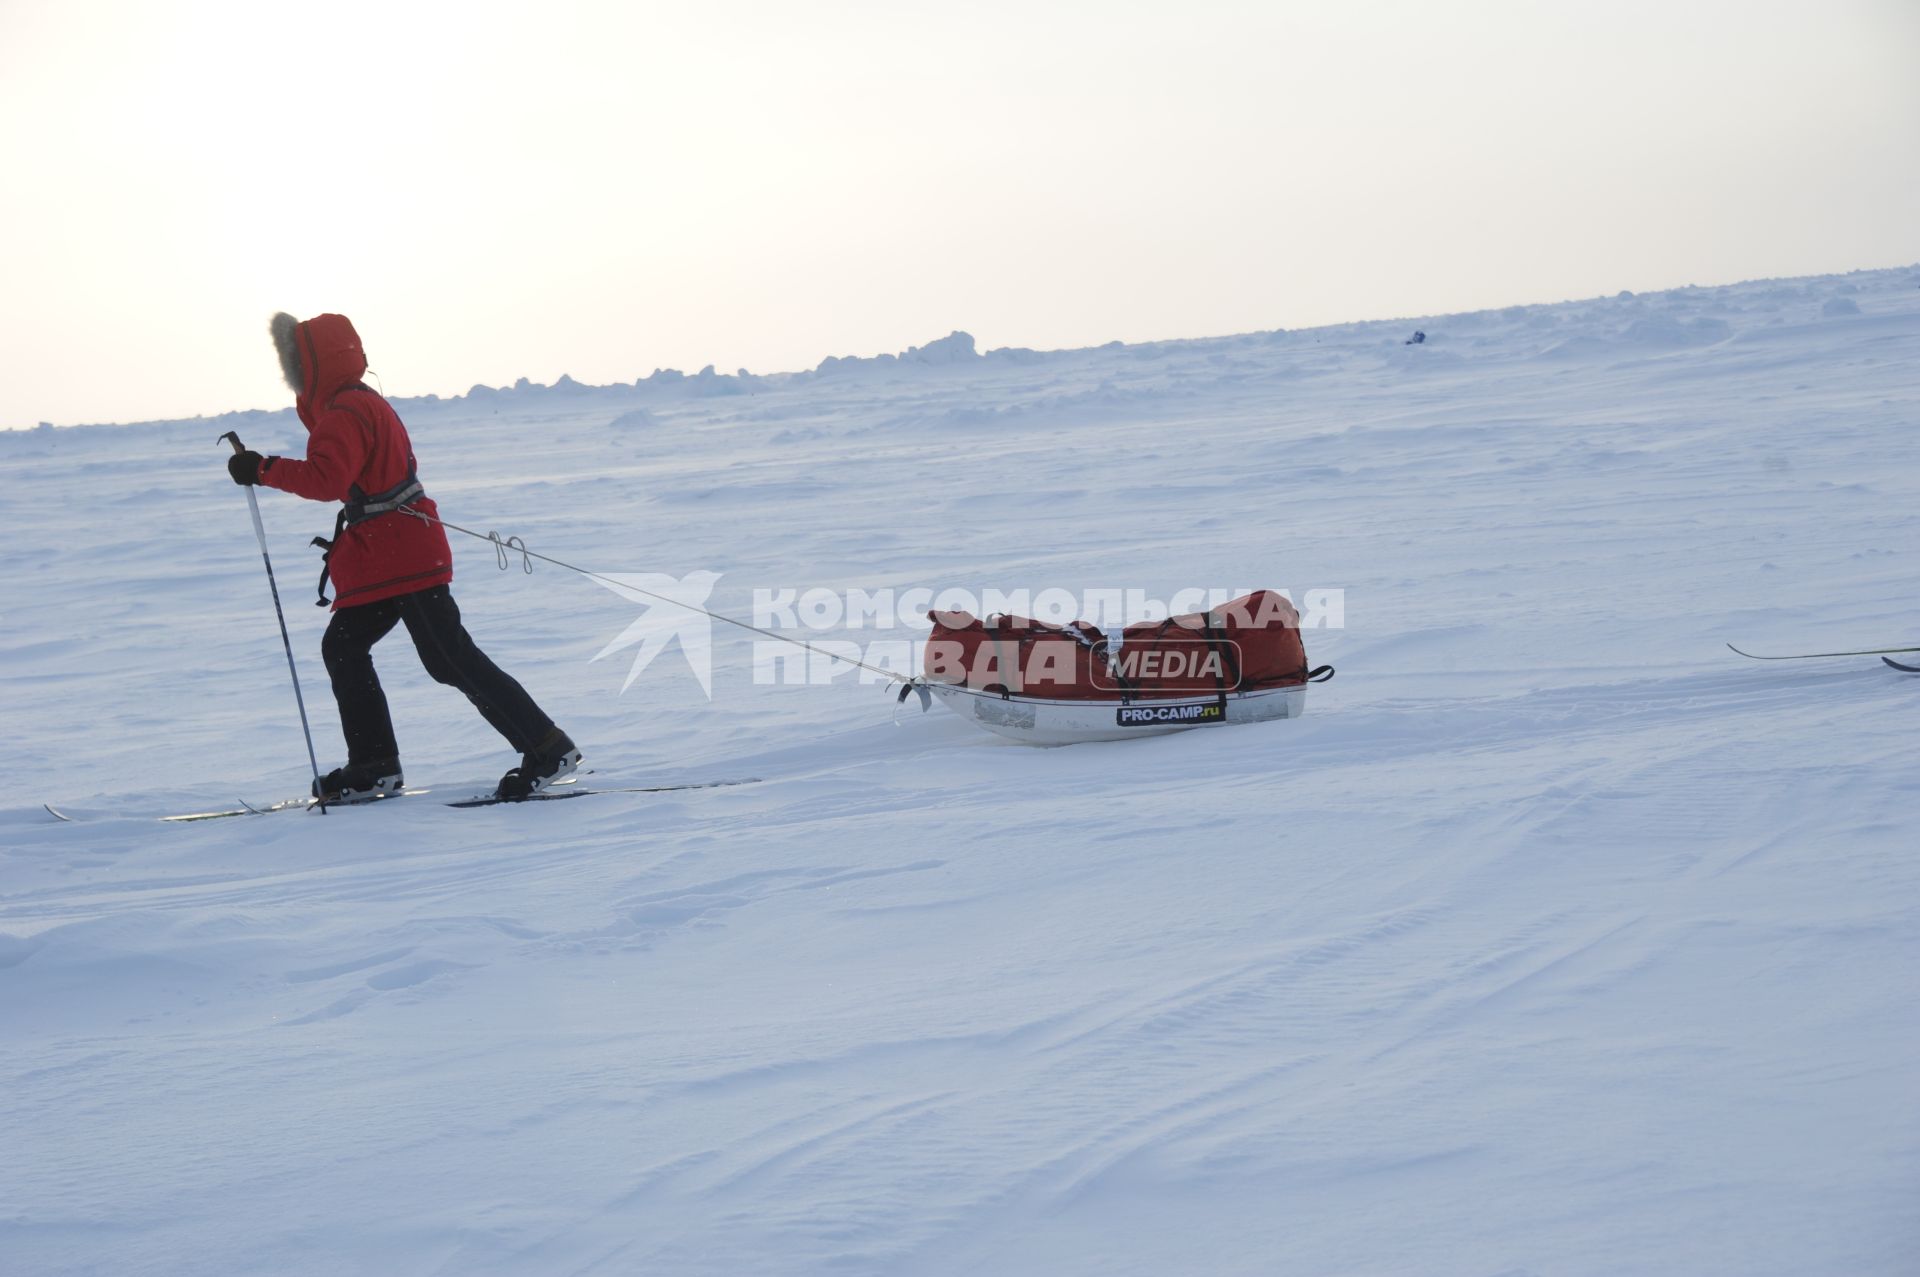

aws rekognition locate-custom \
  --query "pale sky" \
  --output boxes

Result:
[2,0,1916,428]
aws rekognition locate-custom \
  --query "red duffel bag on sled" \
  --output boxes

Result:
[923,611,1113,700]
[914,590,1332,745]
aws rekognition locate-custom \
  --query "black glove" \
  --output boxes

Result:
[228,450,265,485]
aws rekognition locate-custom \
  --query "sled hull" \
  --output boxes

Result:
[929,682,1308,746]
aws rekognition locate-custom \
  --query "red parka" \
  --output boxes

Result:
[259,314,453,609]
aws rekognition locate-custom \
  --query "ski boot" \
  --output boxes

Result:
[494,729,582,801]
[313,758,404,805]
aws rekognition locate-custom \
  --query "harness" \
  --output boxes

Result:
[310,458,426,607]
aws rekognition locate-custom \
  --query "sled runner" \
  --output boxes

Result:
[921,678,1315,745]
[910,589,1332,745]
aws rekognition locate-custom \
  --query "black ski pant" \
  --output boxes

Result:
[321,584,555,765]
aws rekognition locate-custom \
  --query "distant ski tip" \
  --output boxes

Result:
[1730,643,1920,661]
[44,802,72,823]
[1884,656,1920,674]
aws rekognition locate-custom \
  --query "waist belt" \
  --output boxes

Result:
[310,462,426,607]
[344,472,424,526]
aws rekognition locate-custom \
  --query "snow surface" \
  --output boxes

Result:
[3,268,1919,1275]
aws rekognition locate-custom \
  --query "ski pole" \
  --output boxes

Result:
[219,432,327,812]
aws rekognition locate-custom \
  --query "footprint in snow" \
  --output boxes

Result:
[278,956,478,1026]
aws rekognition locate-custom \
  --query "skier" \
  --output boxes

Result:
[226,312,580,802]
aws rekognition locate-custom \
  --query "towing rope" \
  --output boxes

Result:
[393,505,1324,710]
[397,505,921,689]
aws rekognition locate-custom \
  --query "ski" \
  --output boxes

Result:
[164,796,319,822]
[1885,657,1920,674]
[40,795,315,824]
[1727,643,1920,661]
[48,778,758,824]
[161,791,420,822]
[446,778,761,808]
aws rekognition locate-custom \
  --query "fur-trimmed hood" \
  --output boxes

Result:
[270,311,368,413]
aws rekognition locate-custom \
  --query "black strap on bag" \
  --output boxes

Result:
[1075,622,1138,703]
[1198,617,1234,715]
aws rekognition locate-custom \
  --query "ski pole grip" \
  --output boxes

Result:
[218,430,246,455]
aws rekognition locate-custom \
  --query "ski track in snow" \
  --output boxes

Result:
[2,269,1919,1274]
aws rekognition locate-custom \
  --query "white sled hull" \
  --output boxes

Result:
[928,682,1308,746]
